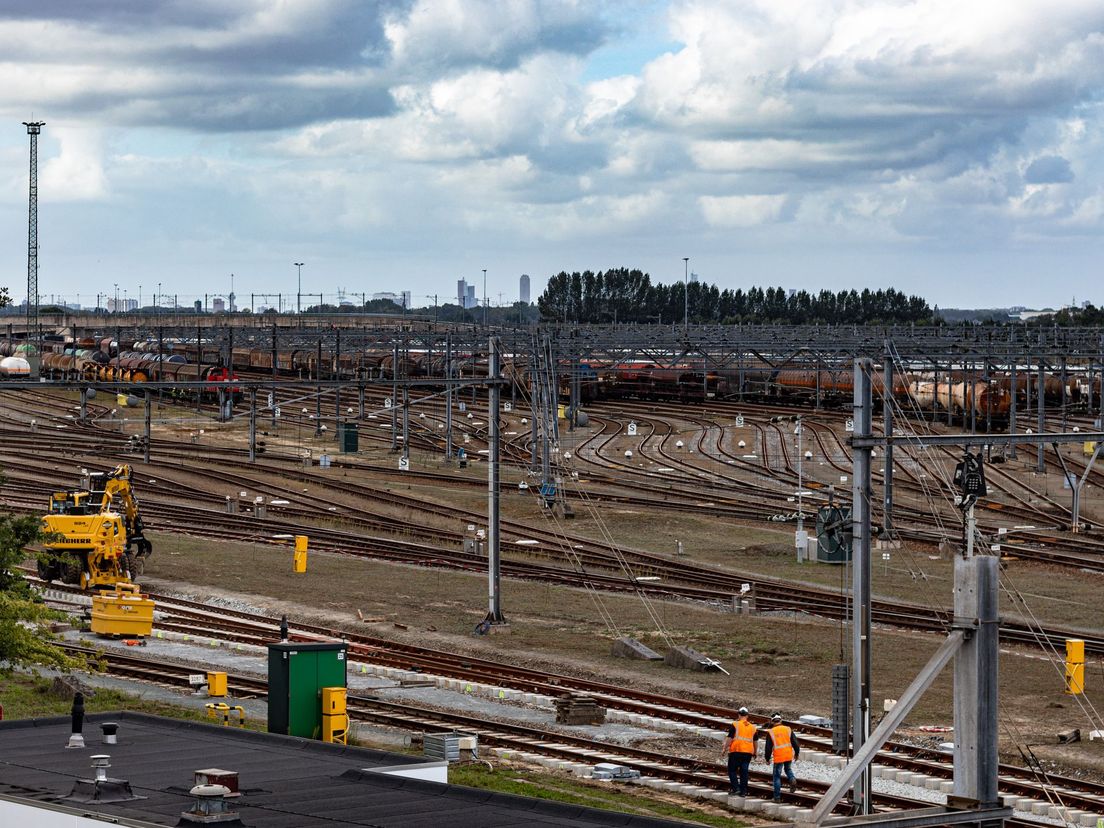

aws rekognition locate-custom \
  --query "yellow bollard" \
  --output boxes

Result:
[293,535,308,573]
[1065,639,1085,695]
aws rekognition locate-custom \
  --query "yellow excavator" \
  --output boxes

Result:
[38,464,155,636]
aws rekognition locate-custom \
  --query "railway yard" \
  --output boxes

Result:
[3,320,1104,827]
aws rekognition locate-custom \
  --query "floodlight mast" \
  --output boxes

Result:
[24,120,45,362]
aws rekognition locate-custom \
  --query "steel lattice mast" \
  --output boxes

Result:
[23,121,44,356]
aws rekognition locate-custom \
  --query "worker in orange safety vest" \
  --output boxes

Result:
[761,712,800,801]
[721,706,759,796]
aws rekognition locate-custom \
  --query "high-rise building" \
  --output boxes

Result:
[519,273,530,304]
[465,284,476,308]
[212,297,226,313]
[457,279,467,307]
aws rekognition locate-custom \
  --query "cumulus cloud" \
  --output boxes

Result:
[40,128,109,202]
[2,1,1104,305]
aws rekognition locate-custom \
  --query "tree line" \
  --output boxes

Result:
[536,268,932,325]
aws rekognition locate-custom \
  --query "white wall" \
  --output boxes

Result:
[0,798,137,827]
[367,761,448,784]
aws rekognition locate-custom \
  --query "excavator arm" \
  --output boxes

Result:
[100,464,152,559]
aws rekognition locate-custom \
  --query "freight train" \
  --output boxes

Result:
[8,337,1099,431]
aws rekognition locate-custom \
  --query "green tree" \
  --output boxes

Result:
[0,507,74,671]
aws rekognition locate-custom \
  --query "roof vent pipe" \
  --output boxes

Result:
[91,755,111,782]
[178,783,243,825]
[66,692,85,749]
[101,722,118,745]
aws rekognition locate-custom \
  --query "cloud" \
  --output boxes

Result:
[3,1,1104,308]
[699,193,787,227]
[1023,155,1074,184]
[384,0,606,72]
[40,128,108,201]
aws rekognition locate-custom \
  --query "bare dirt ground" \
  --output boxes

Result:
[146,528,1104,781]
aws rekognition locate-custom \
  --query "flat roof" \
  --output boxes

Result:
[0,712,696,827]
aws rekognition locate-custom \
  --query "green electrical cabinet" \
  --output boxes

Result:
[267,641,348,738]
[337,421,359,453]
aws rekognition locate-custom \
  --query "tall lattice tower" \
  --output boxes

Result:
[23,120,45,355]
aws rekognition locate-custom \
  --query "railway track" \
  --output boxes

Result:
[5,405,1104,656]
[47,589,1104,821]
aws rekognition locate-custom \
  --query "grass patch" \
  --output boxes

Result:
[448,763,748,827]
[0,673,213,723]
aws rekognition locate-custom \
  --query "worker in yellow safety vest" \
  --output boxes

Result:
[762,712,800,802]
[721,706,758,796]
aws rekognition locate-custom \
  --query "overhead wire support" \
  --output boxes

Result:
[484,335,506,627]
[850,358,874,814]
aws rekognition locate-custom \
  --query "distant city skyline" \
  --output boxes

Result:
[1,3,1103,308]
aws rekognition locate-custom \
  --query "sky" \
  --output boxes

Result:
[1,0,1103,310]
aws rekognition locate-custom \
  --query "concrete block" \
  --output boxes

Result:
[871,765,885,779]
[1013,798,1035,812]
[924,777,944,790]
[725,795,746,810]
[1030,801,1051,816]
[1078,812,1100,827]
[741,798,766,813]
[611,636,663,660]
[663,645,723,672]
[641,778,667,790]
[775,805,799,819]
[763,799,790,821]
[939,780,955,793]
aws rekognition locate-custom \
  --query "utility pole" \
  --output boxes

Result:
[882,343,894,538]
[851,359,873,814]
[294,262,304,314]
[445,333,453,459]
[795,416,806,559]
[682,256,689,336]
[484,335,506,627]
[482,268,488,327]
[24,120,44,366]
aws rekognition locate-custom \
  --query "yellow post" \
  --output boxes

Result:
[1085,441,1098,457]
[293,535,308,573]
[1065,638,1085,695]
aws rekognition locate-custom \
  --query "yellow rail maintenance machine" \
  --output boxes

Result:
[37,464,155,637]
